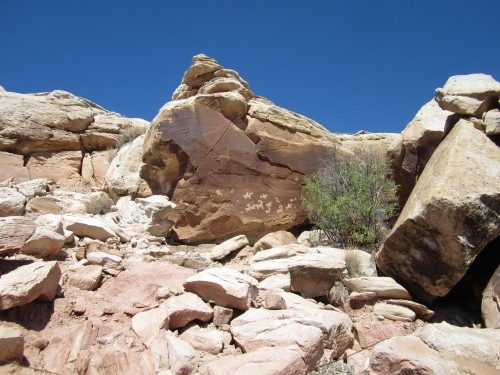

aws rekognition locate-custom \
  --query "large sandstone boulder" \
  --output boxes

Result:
[0,261,61,310]
[435,74,500,116]
[377,120,500,301]
[141,55,339,243]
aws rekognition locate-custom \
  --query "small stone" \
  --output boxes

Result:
[213,305,233,327]
[264,293,287,310]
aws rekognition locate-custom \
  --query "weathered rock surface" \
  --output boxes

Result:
[252,230,297,253]
[0,152,30,183]
[377,120,500,301]
[179,325,223,355]
[399,99,451,203]
[68,265,103,291]
[86,251,123,271]
[164,333,200,375]
[0,261,61,310]
[204,347,307,375]
[0,326,24,363]
[484,108,500,137]
[160,292,213,329]
[184,268,258,311]
[141,55,340,243]
[414,322,500,374]
[482,263,500,328]
[131,308,169,341]
[209,234,249,260]
[373,302,416,322]
[435,74,500,116]
[64,214,117,241]
[26,151,83,187]
[0,216,37,256]
[0,187,26,216]
[81,150,113,188]
[15,178,50,199]
[21,225,66,258]
[343,277,411,300]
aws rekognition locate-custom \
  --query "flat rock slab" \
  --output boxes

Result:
[373,303,416,322]
[0,326,24,363]
[210,234,249,261]
[131,308,169,342]
[205,347,307,375]
[184,268,258,311]
[64,214,117,241]
[343,276,411,300]
[68,265,103,291]
[0,261,61,310]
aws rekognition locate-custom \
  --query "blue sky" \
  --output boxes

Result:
[1,1,499,134]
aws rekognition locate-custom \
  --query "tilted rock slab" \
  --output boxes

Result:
[0,261,61,310]
[160,292,213,329]
[0,216,37,256]
[343,276,411,300]
[377,120,500,301]
[482,263,500,328]
[184,268,258,311]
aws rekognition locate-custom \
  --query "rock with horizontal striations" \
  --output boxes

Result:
[377,120,500,301]
[204,347,307,375]
[435,74,500,116]
[209,234,249,261]
[184,268,258,311]
[160,292,213,329]
[64,214,117,241]
[0,187,26,216]
[0,261,61,310]
[76,348,156,375]
[0,216,37,256]
[343,277,411,300]
[373,303,416,322]
[0,326,24,363]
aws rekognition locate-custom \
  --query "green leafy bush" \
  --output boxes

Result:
[303,151,398,250]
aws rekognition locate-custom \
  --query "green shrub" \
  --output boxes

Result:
[303,151,398,250]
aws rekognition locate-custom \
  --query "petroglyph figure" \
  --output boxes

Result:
[244,192,253,200]
[260,194,268,200]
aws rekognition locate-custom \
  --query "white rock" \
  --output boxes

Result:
[253,230,296,253]
[0,187,26,216]
[21,226,66,257]
[373,303,416,322]
[15,178,49,199]
[210,234,249,260]
[160,292,213,329]
[184,268,258,311]
[86,251,122,271]
[0,261,61,310]
[64,214,117,241]
[0,326,24,363]
[68,265,103,291]
[343,277,411,300]
[179,325,223,355]
[131,308,169,342]
[164,333,200,375]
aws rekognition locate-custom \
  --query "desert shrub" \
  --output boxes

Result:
[344,250,363,278]
[328,281,349,307]
[83,192,113,215]
[118,125,145,146]
[310,359,355,375]
[303,151,398,250]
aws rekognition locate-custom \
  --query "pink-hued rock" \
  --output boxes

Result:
[179,325,223,355]
[184,268,258,311]
[26,151,83,187]
[131,308,169,342]
[343,277,411,300]
[160,292,213,329]
[205,347,307,375]
[0,216,36,256]
[0,152,30,183]
[164,333,200,375]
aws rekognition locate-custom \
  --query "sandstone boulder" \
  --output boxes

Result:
[15,178,50,199]
[76,349,156,375]
[213,305,233,327]
[26,151,83,187]
[0,187,26,216]
[343,277,411,300]
[160,292,213,329]
[164,333,200,375]
[253,230,297,253]
[86,251,123,272]
[131,308,169,341]
[0,152,30,183]
[209,234,249,261]
[373,303,416,322]
[414,322,500,374]
[377,120,500,301]
[482,263,500,328]
[0,326,24,363]
[0,216,37,256]
[184,268,258,311]
[68,265,103,291]
[179,325,223,355]
[81,150,113,188]
[64,214,117,241]
[483,108,500,137]
[105,135,152,198]
[142,55,339,243]
[21,225,66,258]
[204,347,307,375]
[435,74,500,116]
[0,261,61,310]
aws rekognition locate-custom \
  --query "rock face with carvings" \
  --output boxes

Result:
[141,54,342,243]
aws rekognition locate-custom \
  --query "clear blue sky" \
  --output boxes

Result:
[1,1,499,134]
